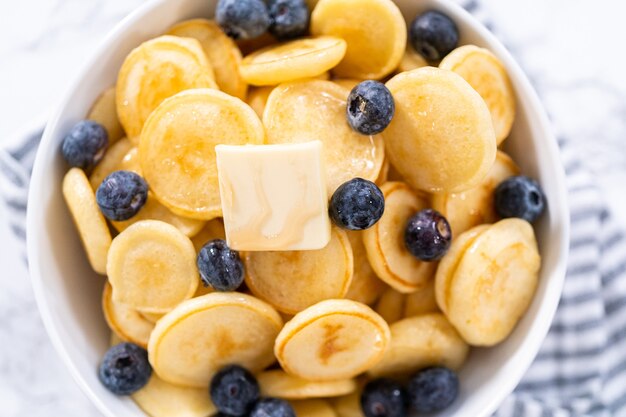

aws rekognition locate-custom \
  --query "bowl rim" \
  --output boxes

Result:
[26,0,570,416]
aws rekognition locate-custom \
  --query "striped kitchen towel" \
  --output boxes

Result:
[3,131,626,417]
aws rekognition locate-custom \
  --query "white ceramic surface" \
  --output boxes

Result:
[26,0,569,416]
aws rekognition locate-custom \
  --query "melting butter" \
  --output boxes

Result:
[216,141,331,251]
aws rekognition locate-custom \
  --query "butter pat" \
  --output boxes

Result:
[216,141,331,251]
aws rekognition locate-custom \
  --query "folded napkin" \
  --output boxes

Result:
[3,4,626,417]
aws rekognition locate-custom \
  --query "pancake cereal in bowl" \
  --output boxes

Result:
[30,0,568,416]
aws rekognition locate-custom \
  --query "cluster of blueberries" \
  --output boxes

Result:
[61,121,150,222]
[216,0,309,41]
[361,367,459,416]
[98,341,458,417]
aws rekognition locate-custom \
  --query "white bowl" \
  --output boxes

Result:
[27,0,569,415]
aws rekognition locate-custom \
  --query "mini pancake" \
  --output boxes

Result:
[311,0,406,79]
[275,299,390,381]
[446,219,540,346]
[434,225,491,315]
[116,35,217,141]
[89,141,206,237]
[374,288,405,324]
[330,391,364,417]
[290,400,337,417]
[139,311,165,324]
[139,276,216,323]
[403,279,439,318]
[240,36,347,86]
[368,313,469,377]
[167,19,248,99]
[374,157,390,186]
[63,168,112,274]
[191,218,226,252]
[344,231,387,305]
[111,192,206,238]
[331,78,361,91]
[440,45,516,144]
[397,47,428,73]
[132,373,217,417]
[139,89,264,220]
[107,220,198,313]
[102,282,154,348]
[245,227,353,314]
[118,147,142,173]
[362,182,436,293]
[432,151,520,236]
[246,86,275,118]
[87,87,125,143]
[88,137,133,190]
[384,67,496,193]
[148,292,282,387]
[257,369,357,399]
[263,80,385,193]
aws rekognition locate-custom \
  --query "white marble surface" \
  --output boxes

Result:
[1,0,626,416]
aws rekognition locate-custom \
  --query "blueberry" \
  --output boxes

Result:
[95,170,148,221]
[409,11,459,62]
[197,239,244,291]
[250,398,296,417]
[210,365,260,416]
[61,120,108,171]
[407,367,459,413]
[98,342,151,395]
[346,81,395,135]
[404,209,451,261]
[360,379,408,417]
[329,178,385,230]
[267,0,309,40]
[494,176,545,223]
[216,0,270,40]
